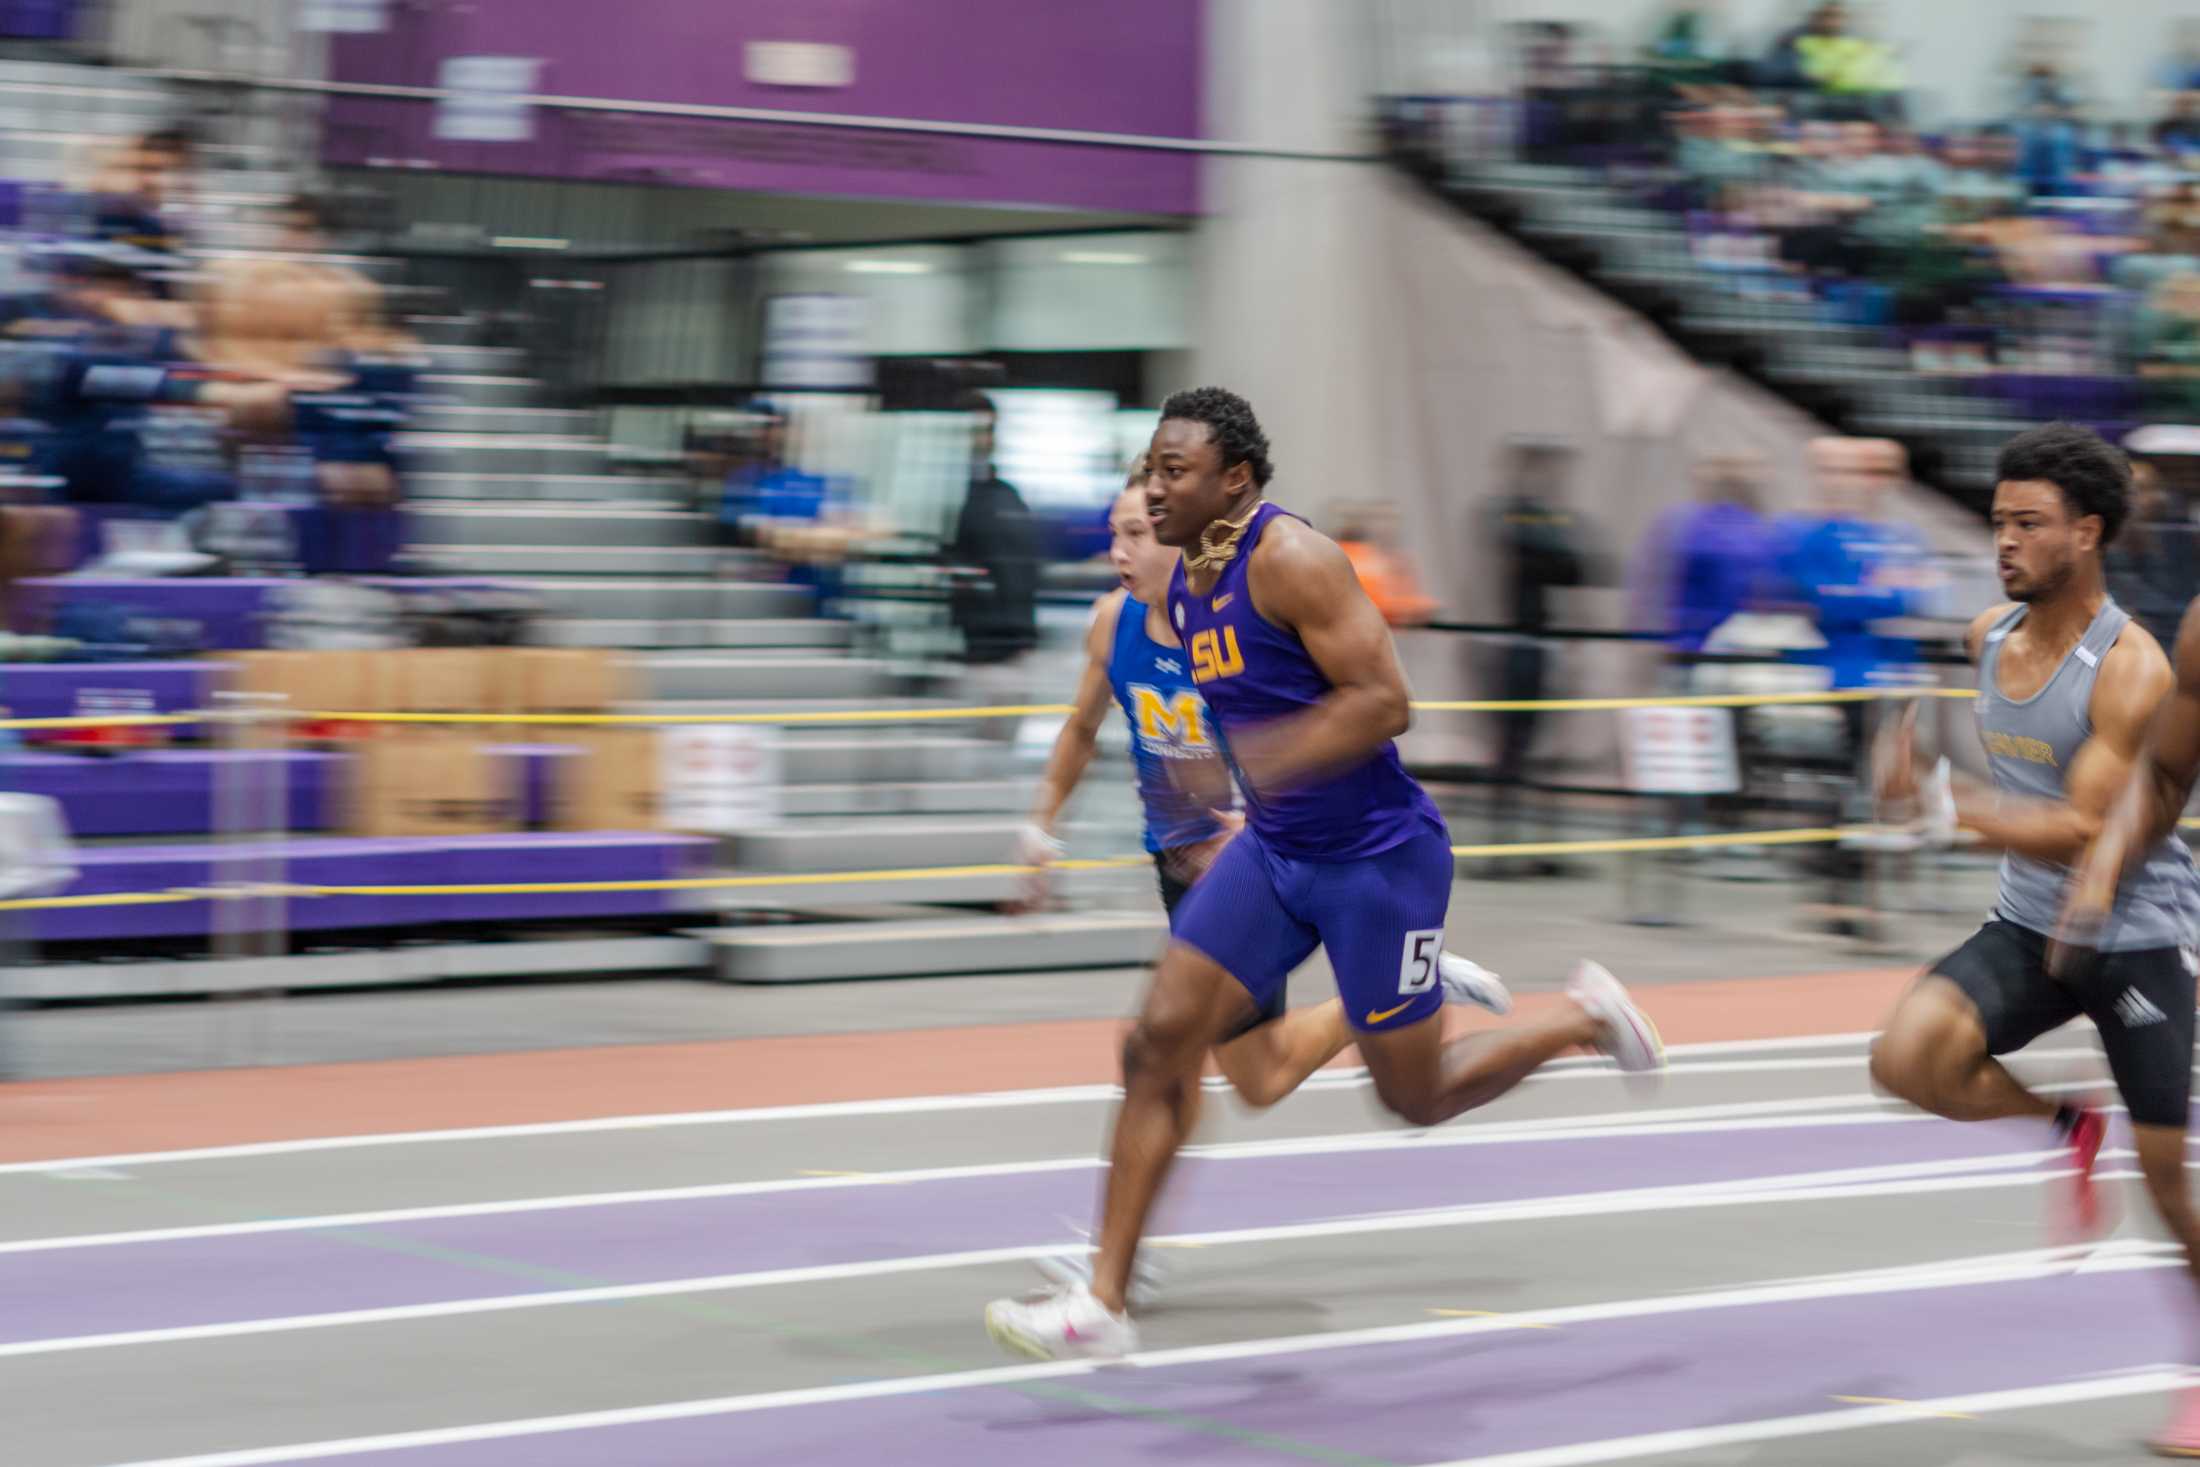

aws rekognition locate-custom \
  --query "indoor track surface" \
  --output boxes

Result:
[2,966,2192,1466]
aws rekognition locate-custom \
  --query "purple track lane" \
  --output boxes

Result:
[10,1117,2049,1347]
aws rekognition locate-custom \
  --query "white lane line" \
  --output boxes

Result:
[1295,1047,2094,1088]
[1439,1368,2190,1467]
[0,1094,1928,1256]
[0,1150,2073,1361]
[101,1243,2185,1467]
[0,1029,2008,1178]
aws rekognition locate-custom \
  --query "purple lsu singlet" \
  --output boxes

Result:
[1167,501,1445,860]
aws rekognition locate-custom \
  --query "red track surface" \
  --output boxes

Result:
[0,967,1915,1164]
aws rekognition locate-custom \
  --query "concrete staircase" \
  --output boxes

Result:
[389,326,1157,980]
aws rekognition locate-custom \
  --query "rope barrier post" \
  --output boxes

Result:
[1619,794,1689,928]
[208,690,288,1068]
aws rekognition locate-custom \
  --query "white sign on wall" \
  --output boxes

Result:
[660,725,782,834]
[435,57,544,143]
[301,0,387,34]
[1620,707,1740,795]
[745,41,856,89]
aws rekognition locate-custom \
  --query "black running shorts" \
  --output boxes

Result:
[1930,919,2196,1129]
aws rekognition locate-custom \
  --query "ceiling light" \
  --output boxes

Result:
[1060,250,1148,266]
[492,235,569,250]
[843,259,932,275]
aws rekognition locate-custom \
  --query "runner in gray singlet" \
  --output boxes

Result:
[1870,422,2200,1458]
[1977,599,2197,951]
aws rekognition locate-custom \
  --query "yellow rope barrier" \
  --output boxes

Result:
[0,889,210,911]
[2,815,2192,910]
[0,714,195,730]
[0,686,1980,730]
[280,687,1978,726]
[292,705,1084,727]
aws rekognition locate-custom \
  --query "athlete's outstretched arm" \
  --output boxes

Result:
[1017,592,1123,908]
[2065,599,2200,942]
[1232,520,1412,794]
[1947,634,2170,867]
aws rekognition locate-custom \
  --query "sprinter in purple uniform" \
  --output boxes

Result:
[986,388,1666,1361]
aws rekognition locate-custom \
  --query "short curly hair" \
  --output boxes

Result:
[1995,421,2131,546]
[1159,386,1273,488]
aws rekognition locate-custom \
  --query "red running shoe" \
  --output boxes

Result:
[2149,1386,2200,1458]
[2054,1104,2113,1244]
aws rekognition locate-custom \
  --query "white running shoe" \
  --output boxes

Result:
[1566,960,1665,1087]
[985,1283,1138,1361]
[1439,953,1512,1014]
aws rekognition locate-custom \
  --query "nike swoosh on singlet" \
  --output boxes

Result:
[1212,593,1234,611]
[1365,1001,1413,1024]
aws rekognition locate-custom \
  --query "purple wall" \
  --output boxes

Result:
[325,0,1202,214]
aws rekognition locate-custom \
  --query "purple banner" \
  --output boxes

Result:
[325,1,1202,214]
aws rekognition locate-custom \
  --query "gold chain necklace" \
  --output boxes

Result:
[1181,500,1263,575]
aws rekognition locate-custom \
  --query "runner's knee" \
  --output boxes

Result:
[1121,1010,1206,1090]
[1867,1028,1929,1099]
[1870,987,1980,1102]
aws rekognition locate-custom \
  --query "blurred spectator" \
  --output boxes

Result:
[1756,4,1820,91]
[1515,21,1600,163]
[1335,501,1438,627]
[2136,269,2200,419]
[1645,3,1749,85]
[717,403,828,544]
[2157,93,2200,163]
[1779,436,1932,935]
[1485,441,1593,868]
[947,392,1039,666]
[1779,436,1934,693]
[2009,57,2085,198]
[708,402,869,606]
[28,246,251,514]
[1636,454,1776,657]
[1764,3,1902,119]
[85,126,197,258]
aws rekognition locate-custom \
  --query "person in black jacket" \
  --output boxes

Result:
[1486,441,1593,868]
[947,392,1039,666]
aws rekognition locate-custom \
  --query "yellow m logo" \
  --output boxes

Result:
[1190,627,1245,685]
[1130,686,1211,748]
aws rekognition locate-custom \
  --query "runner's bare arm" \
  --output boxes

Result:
[1027,591,1124,835]
[2066,600,2200,925]
[1231,519,1412,794]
